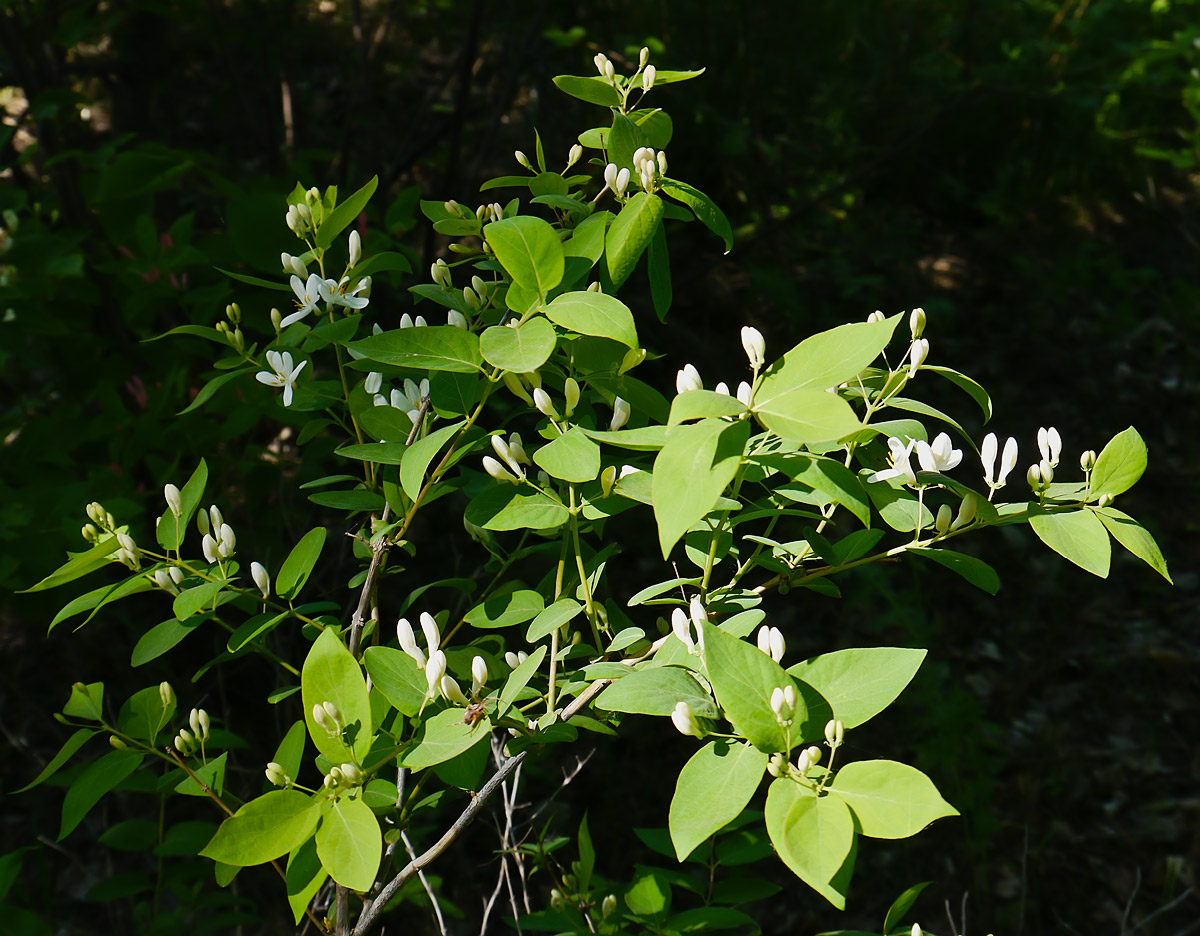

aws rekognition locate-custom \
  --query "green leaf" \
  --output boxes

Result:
[668,390,747,425]
[173,580,224,620]
[764,782,855,908]
[757,454,870,527]
[401,707,491,770]
[564,210,611,263]
[925,365,992,422]
[659,180,732,253]
[464,589,546,630]
[647,218,672,321]
[499,645,547,718]
[363,648,426,716]
[117,685,175,744]
[307,489,385,512]
[273,720,308,782]
[753,388,860,444]
[227,610,292,653]
[301,628,372,764]
[286,837,326,924]
[483,216,564,298]
[179,367,253,415]
[157,459,208,551]
[607,109,648,172]
[276,527,327,601]
[175,751,227,797]
[400,421,464,501]
[626,867,672,917]
[348,325,482,373]
[701,622,795,753]
[15,728,97,793]
[882,881,934,935]
[480,316,557,372]
[532,427,601,483]
[529,171,568,197]
[830,760,958,838]
[21,538,121,593]
[1029,507,1111,577]
[762,315,902,395]
[480,174,534,192]
[50,576,156,631]
[465,486,569,531]
[525,597,583,642]
[316,175,377,249]
[605,192,664,288]
[552,74,620,107]
[1090,426,1147,500]
[215,267,291,291]
[594,666,717,718]
[652,419,749,558]
[787,647,925,731]
[347,250,412,281]
[335,442,410,466]
[669,740,768,860]
[1096,508,1172,583]
[651,67,707,86]
[909,547,1000,594]
[543,291,639,348]
[59,749,144,840]
[199,790,322,865]
[63,681,104,720]
[316,796,381,892]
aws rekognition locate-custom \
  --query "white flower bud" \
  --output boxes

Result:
[159,681,175,708]
[610,396,630,431]
[153,568,178,594]
[614,167,630,196]
[364,371,382,395]
[951,495,977,531]
[340,762,362,785]
[1080,449,1097,471]
[567,143,583,169]
[218,522,236,558]
[935,503,952,534]
[483,455,520,484]
[169,566,185,585]
[117,532,136,556]
[642,65,656,91]
[1026,463,1046,491]
[419,612,440,655]
[201,534,219,563]
[471,656,489,694]
[600,465,617,497]
[714,381,730,396]
[594,52,610,76]
[657,150,668,176]
[588,280,603,293]
[515,150,532,170]
[689,596,708,626]
[164,483,182,518]
[1098,492,1115,507]
[909,307,926,338]
[736,381,753,406]
[671,701,704,738]
[767,753,787,778]
[397,617,427,667]
[563,377,580,416]
[312,702,333,733]
[250,561,270,598]
[1038,426,1062,468]
[867,310,885,324]
[439,673,467,705]
[741,326,766,370]
[676,363,703,394]
[448,309,469,329]
[533,387,559,419]
[348,230,361,268]
[671,607,701,655]
[426,650,447,696]
[639,46,650,67]
[908,338,929,378]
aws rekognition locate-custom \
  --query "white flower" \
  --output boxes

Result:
[255,350,308,407]
[915,432,963,473]
[217,522,236,558]
[675,363,703,395]
[153,568,179,595]
[563,378,580,415]
[671,701,704,738]
[741,326,765,370]
[251,561,270,598]
[981,433,1019,489]
[689,596,708,626]
[281,273,323,328]
[400,313,428,328]
[868,436,918,485]
[908,338,929,378]
[397,617,427,668]
[610,396,630,431]
[736,381,752,406]
[318,276,369,311]
[1038,426,1061,468]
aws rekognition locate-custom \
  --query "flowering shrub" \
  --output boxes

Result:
[22,48,1169,935]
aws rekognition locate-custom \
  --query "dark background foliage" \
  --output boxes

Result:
[2,1,1198,933]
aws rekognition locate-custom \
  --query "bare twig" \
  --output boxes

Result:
[402,830,448,935]
[353,680,611,935]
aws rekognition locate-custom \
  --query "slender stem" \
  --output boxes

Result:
[568,487,601,648]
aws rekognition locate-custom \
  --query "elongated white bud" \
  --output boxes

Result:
[563,377,580,416]
[251,561,270,598]
[419,611,440,655]
[741,326,765,370]
[908,338,929,377]
[515,150,532,170]
[218,522,236,558]
[202,533,219,564]
[642,65,656,91]
[676,363,703,394]
[502,372,534,405]
[714,382,730,396]
[671,701,704,738]
[471,656,489,694]
[397,618,427,668]
[689,596,708,626]
[159,681,175,708]
[1038,426,1062,468]
[448,309,469,328]
[164,483,182,518]
[483,455,520,484]
[909,307,926,338]
[440,674,468,705]
[610,396,630,431]
[935,503,952,534]
[600,465,617,497]
[507,433,529,465]
[426,650,447,696]
[736,381,752,406]
[533,387,559,419]
[348,230,361,268]
[614,167,630,196]
[567,143,583,169]
[639,46,649,67]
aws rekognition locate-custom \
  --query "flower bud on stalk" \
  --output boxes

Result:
[1080,449,1097,472]
[600,465,617,497]
[639,46,650,67]
[471,656,489,695]
[426,650,447,697]
[164,484,183,518]
[515,150,532,170]
[533,387,559,420]
[251,562,271,598]
[935,503,952,534]
[610,396,630,431]
[159,681,175,708]
[741,326,766,370]
[642,65,657,91]
[109,736,128,751]
[909,307,926,338]
[563,377,581,416]
[440,674,468,705]
[671,701,705,738]
[348,230,361,269]
[567,144,583,169]
[908,338,929,378]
